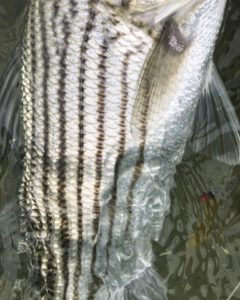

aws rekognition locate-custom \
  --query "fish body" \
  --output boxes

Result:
[16,0,233,299]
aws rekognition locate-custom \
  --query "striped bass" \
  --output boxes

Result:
[1,0,239,299]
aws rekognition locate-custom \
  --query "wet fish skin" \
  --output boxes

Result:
[20,1,152,299]
[19,0,228,299]
[132,0,228,135]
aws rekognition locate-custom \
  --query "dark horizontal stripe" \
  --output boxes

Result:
[39,1,58,296]
[29,1,43,232]
[88,36,109,300]
[73,1,99,298]
[70,0,78,17]
[106,51,132,272]
[124,55,150,235]
[57,15,71,300]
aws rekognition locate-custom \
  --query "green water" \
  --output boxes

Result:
[0,1,239,299]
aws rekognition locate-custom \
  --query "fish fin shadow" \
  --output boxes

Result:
[189,61,240,165]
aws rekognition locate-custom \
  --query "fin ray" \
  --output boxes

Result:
[190,62,240,165]
[131,20,189,136]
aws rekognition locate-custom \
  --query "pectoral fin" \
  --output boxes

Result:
[190,62,240,165]
[131,18,192,136]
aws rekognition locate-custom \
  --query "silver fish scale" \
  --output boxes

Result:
[19,0,227,299]
[20,0,155,299]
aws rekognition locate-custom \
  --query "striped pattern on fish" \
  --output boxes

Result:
[18,0,231,298]
[20,0,154,299]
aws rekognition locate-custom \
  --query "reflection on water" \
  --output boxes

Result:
[155,155,240,299]
[0,0,239,299]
